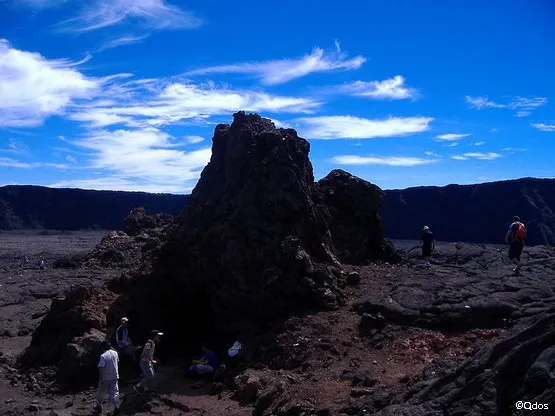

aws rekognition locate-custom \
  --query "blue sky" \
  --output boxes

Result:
[0,0,554,193]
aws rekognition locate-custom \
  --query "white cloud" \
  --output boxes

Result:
[66,128,212,192]
[491,128,498,132]
[435,133,471,141]
[49,177,191,193]
[185,135,204,144]
[71,82,322,128]
[465,95,547,116]
[331,155,437,166]
[296,115,433,140]
[424,151,440,157]
[472,141,486,146]
[445,142,459,147]
[0,138,30,155]
[65,155,77,163]
[56,0,202,33]
[531,123,555,132]
[451,152,502,161]
[98,34,151,51]
[184,46,366,85]
[503,147,527,152]
[0,157,69,169]
[0,39,99,127]
[336,75,416,100]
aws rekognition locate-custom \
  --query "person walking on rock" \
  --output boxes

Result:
[505,216,527,274]
[420,226,435,265]
[94,340,120,415]
[134,330,163,394]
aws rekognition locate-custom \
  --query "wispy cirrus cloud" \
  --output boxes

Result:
[435,133,471,141]
[185,135,204,144]
[56,0,203,33]
[52,128,212,192]
[335,75,417,100]
[0,138,30,155]
[531,123,555,132]
[424,151,440,157]
[503,147,527,152]
[451,152,502,161]
[295,115,433,140]
[0,39,98,127]
[465,95,547,117]
[97,34,151,51]
[184,45,366,85]
[0,156,69,169]
[472,141,486,146]
[331,155,437,166]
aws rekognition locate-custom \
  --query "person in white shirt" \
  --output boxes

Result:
[94,340,121,415]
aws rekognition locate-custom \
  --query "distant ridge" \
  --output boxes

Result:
[0,185,188,231]
[1,177,554,245]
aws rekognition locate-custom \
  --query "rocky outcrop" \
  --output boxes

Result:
[382,178,555,245]
[375,309,555,416]
[122,207,173,236]
[83,209,171,269]
[19,285,117,388]
[314,169,399,264]
[109,112,396,350]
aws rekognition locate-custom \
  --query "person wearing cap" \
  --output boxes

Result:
[134,330,163,394]
[94,340,120,415]
[115,317,136,354]
[420,226,435,263]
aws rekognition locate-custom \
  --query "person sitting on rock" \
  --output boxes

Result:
[505,215,526,274]
[420,226,435,265]
[94,340,121,415]
[134,330,163,394]
[188,345,220,376]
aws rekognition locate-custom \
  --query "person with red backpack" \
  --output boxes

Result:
[505,215,527,274]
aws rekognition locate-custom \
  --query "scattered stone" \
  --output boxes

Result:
[350,387,374,397]
[346,272,361,286]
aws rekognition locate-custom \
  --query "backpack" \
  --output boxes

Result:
[514,222,527,242]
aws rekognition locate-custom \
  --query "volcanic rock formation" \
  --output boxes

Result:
[111,112,395,351]
[314,169,398,264]
[22,112,397,382]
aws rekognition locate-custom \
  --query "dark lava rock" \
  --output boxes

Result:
[314,169,399,264]
[112,112,396,345]
[346,271,361,286]
[375,309,555,416]
[20,285,115,388]
[351,387,374,397]
[122,207,173,236]
[359,313,386,333]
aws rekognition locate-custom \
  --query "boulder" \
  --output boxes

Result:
[314,169,399,264]
[56,328,106,390]
[20,285,116,369]
[122,207,173,236]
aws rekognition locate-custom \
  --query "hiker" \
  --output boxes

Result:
[94,340,121,415]
[505,216,526,274]
[188,345,220,375]
[420,226,435,264]
[115,317,136,355]
[134,330,163,394]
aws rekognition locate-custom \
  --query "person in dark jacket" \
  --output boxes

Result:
[420,226,435,264]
